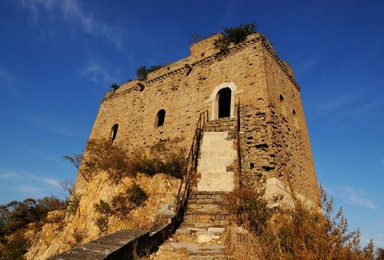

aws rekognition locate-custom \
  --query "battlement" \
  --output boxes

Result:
[103,33,299,103]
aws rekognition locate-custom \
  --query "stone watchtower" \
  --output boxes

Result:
[74,32,320,209]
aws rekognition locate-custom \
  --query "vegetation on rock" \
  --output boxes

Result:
[214,22,257,53]
[226,184,381,259]
[129,141,186,179]
[79,139,185,184]
[94,183,148,232]
[110,83,119,90]
[136,64,163,80]
[0,197,66,259]
[81,139,132,184]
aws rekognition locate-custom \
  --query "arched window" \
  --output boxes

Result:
[217,87,231,118]
[156,109,166,127]
[110,124,118,142]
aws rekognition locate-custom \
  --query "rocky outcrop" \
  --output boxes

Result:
[26,172,180,260]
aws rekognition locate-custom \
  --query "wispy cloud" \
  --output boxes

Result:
[339,100,383,117]
[25,173,62,188]
[0,172,21,181]
[223,0,235,25]
[295,56,322,78]
[42,178,61,188]
[312,89,384,120]
[22,146,66,166]
[24,116,77,137]
[0,64,22,99]
[330,185,376,210]
[80,62,116,85]
[314,92,358,112]
[0,65,15,89]
[0,169,64,203]
[20,0,124,48]
[17,185,43,197]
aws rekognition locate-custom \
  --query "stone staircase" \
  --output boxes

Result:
[150,118,237,259]
[203,118,237,136]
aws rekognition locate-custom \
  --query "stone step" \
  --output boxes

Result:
[187,198,225,205]
[187,203,223,211]
[205,118,236,123]
[188,193,228,200]
[183,219,229,228]
[204,126,236,132]
[175,227,226,236]
[189,255,229,260]
[204,122,236,127]
[169,242,226,254]
[190,244,226,254]
[185,209,230,216]
[184,213,229,220]
[190,191,230,196]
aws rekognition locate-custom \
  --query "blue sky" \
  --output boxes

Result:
[0,0,383,247]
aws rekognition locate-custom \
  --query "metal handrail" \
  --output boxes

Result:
[175,110,208,218]
[236,99,242,187]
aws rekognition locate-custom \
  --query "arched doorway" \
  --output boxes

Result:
[217,87,231,118]
[206,82,242,120]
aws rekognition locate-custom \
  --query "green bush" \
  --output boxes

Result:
[0,197,65,236]
[214,35,230,53]
[95,216,108,233]
[82,139,133,183]
[66,192,81,215]
[127,183,148,207]
[94,200,114,233]
[226,188,271,235]
[81,139,185,182]
[94,200,113,217]
[111,83,119,90]
[111,194,132,215]
[214,22,257,53]
[222,22,256,44]
[0,230,28,260]
[226,185,376,259]
[136,65,162,80]
[128,142,185,178]
[0,196,65,259]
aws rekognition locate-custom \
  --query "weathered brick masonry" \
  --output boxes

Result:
[74,33,320,206]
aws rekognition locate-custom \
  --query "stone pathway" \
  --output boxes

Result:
[150,119,237,260]
[150,191,230,259]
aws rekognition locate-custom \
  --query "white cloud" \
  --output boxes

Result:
[24,173,63,189]
[18,185,43,197]
[24,116,77,137]
[42,178,61,188]
[334,186,376,210]
[20,0,124,48]
[0,172,20,181]
[0,65,15,89]
[296,56,321,78]
[314,92,358,112]
[0,65,21,99]
[22,146,66,166]
[80,62,115,85]
[380,158,384,168]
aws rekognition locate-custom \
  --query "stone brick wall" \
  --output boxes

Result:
[74,33,320,205]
